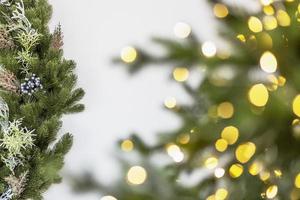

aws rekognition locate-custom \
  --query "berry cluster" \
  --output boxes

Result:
[20,74,43,95]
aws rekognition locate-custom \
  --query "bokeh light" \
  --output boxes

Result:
[127,166,147,185]
[229,163,243,178]
[249,162,263,176]
[260,51,277,73]
[293,95,300,117]
[235,142,256,163]
[263,16,278,30]
[174,22,192,39]
[166,144,184,163]
[121,139,134,152]
[215,139,228,152]
[173,67,189,82]
[277,10,291,27]
[202,41,217,57]
[248,16,263,33]
[260,171,271,181]
[121,46,137,63]
[248,84,269,107]
[266,185,278,199]
[260,0,273,6]
[164,97,177,109]
[205,157,218,169]
[213,3,229,18]
[214,167,225,178]
[295,173,300,188]
[215,188,228,200]
[221,126,239,145]
[101,196,117,200]
[217,102,234,119]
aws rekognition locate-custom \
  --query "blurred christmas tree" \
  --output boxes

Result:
[74,0,300,199]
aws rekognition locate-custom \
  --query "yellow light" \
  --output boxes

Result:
[229,164,243,178]
[127,166,147,185]
[221,126,239,145]
[277,76,286,86]
[215,139,228,152]
[205,157,218,169]
[174,22,192,39]
[248,84,269,107]
[164,97,177,109]
[248,17,263,33]
[215,188,228,200]
[276,10,291,27]
[263,6,275,15]
[249,162,262,176]
[260,0,273,6]
[295,173,300,188]
[217,102,234,119]
[213,3,229,18]
[260,51,277,73]
[266,185,278,199]
[121,46,137,63]
[101,196,117,200]
[293,95,300,117]
[173,67,189,82]
[235,142,256,164]
[263,16,278,30]
[237,34,246,42]
[206,195,216,200]
[178,133,190,144]
[292,119,300,126]
[266,75,279,91]
[202,41,217,57]
[274,169,282,178]
[260,171,271,181]
[214,168,225,178]
[121,140,134,152]
[166,144,184,163]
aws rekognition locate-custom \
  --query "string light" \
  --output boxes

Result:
[164,97,177,109]
[127,166,147,185]
[260,51,277,73]
[221,126,239,145]
[202,41,217,57]
[174,22,191,39]
[121,46,137,63]
[248,84,269,107]
[101,196,117,200]
[277,76,286,86]
[292,95,300,117]
[266,185,278,199]
[217,102,234,119]
[173,67,189,82]
[229,163,243,178]
[214,167,225,178]
[121,139,134,152]
[215,139,228,152]
[206,195,215,200]
[274,169,282,178]
[277,10,291,27]
[235,142,256,163]
[177,133,190,144]
[248,17,263,33]
[215,188,228,200]
[295,173,300,188]
[263,16,278,30]
[213,3,229,18]
[166,144,184,162]
[205,157,218,169]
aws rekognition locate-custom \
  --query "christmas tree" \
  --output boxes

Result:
[73,0,300,200]
[0,0,84,199]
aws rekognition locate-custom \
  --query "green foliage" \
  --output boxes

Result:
[0,0,84,199]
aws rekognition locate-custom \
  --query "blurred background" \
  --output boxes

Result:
[45,0,258,199]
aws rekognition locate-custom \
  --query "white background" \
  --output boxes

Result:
[45,0,256,199]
